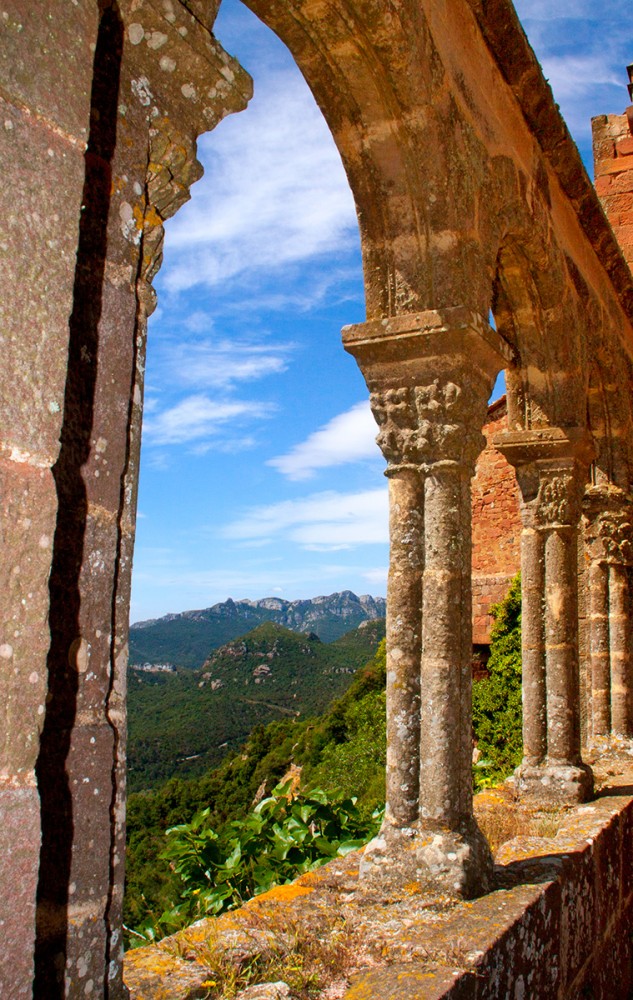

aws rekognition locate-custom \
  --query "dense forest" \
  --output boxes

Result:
[128,619,385,790]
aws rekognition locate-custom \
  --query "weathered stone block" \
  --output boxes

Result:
[0,0,97,141]
[558,840,596,988]
[0,458,56,775]
[0,784,40,998]
[0,104,85,462]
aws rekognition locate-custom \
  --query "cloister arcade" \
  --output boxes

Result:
[1,0,633,995]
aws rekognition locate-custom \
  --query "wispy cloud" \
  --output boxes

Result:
[157,335,294,392]
[160,66,359,295]
[142,394,274,446]
[514,0,632,151]
[268,401,381,481]
[141,327,293,453]
[224,488,388,550]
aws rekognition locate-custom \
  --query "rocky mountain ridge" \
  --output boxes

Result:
[130,590,386,669]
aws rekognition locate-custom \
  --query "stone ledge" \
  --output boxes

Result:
[124,749,633,999]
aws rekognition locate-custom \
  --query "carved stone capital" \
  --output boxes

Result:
[370,377,489,472]
[532,466,585,528]
[345,308,512,473]
[583,485,633,565]
[495,427,594,529]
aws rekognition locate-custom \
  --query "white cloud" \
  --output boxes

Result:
[142,394,273,446]
[224,488,388,550]
[361,567,389,587]
[183,311,215,334]
[268,401,380,480]
[161,336,294,392]
[160,66,359,295]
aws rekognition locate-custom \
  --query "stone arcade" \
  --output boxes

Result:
[1,1,633,996]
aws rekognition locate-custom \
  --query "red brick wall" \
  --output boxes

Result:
[592,87,633,270]
[471,397,521,644]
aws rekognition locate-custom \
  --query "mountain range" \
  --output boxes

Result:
[129,590,387,669]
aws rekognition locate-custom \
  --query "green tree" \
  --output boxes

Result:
[472,574,522,788]
[130,782,381,945]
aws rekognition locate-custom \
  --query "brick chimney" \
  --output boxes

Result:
[592,65,633,270]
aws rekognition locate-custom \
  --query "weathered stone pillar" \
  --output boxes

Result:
[384,463,423,825]
[583,486,633,740]
[496,429,595,804]
[343,308,511,897]
[1,2,251,997]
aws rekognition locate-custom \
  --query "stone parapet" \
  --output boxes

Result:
[124,751,633,1000]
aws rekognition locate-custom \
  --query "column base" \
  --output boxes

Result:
[515,761,594,806]
[359,819,493,900]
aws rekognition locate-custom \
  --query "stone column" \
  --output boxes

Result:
[583,486,633,740]
[1,2,251,997]
[496,429,594,804]
[343,308,511,897]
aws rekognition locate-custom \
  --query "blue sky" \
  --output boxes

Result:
[130,0,632,623]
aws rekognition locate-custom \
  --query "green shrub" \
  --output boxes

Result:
[472,574,522,789]
[129,782,381,945]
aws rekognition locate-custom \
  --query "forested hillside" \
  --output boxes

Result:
[125,639,388,934]
[124,578,523,945]
[128,619,385,790]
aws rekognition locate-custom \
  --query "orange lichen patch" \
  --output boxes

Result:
[346,962,465,1000]
[248,882,314,905]
[124,947,213,1000]
[473,787,508,809]
[403,882,422,896]
[142,205,164,229]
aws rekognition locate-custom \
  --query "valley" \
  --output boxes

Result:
[128,606,385,791]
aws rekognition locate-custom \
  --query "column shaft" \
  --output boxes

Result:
[544,527,582,764]
[420,466,472,827]
[609,563,633,734]
[385,469,423,826]
[520,525,547,764]
[589,560,610,737]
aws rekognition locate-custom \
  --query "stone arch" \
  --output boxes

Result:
[3,1,633,996]
[240,0,506,319]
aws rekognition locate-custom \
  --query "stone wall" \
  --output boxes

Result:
[472,397,521,644]
[593,67,633,271]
